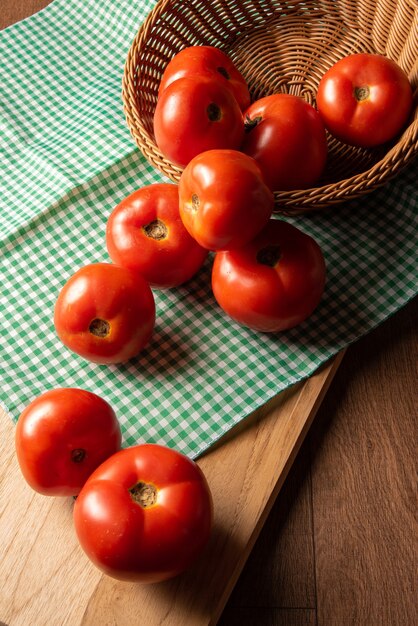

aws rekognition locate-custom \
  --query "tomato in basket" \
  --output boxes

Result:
[106,183,208,288]
[158,45,251,111]
[316,53,413,147]
[212,219,326,332]
[15,388,121,496]
[73,444,213,582]
[54,263,155,364]
[153,76,244,167]
[241,94,328,191]
[178,149,274,250]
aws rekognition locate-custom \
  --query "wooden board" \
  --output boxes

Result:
[0,351,344,626]
[0,5,344,624]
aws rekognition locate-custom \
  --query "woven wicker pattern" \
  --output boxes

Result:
[123,0,418,212]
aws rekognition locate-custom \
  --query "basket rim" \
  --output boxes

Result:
[121,0,418,211]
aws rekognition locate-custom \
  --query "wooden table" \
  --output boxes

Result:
[220,296,417,626]
[1,4,416,625]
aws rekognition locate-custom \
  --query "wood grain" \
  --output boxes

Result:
[0,418,102,626]
[310,296,418,626]
[0,0,52,29]
[220,608,317,626]
[224,435,316,610]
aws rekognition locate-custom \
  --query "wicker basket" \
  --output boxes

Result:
[122,0,418,213]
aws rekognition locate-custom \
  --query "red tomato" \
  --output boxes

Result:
[106,183,208,288]
[316,53,413,147]
[178,149,274,250]
[153,76,244,167]
[54,263,155,364]
[241,94,328,191]
[15,388,121,496]
[158,45,250,111]
[73,444,213,582]
[212,219,326,332]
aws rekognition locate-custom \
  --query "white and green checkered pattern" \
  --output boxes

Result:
[1,0,417,458]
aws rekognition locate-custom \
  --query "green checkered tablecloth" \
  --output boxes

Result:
[1,0,417,458]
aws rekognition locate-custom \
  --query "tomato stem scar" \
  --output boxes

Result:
[191,193,200,212]
[143,219,168,240]
[354,85,370,101]
[257,245,281,267]
[207,102,222,122]
[89,318,110,338]
[71,448,86,463]
[130,482,157,508]
[244,114,262,132]
[217,66,230,80]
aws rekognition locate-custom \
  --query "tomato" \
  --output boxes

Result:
[178,149,274,250]
[73,444,213,582]
[106,183,208,288]
[153,76,244,167]
[158,45,250,111]
[15,388,121,496]
[316,53,413,147]
[212,219,326,332]
[54,263,155,364]
[241,94,328,191]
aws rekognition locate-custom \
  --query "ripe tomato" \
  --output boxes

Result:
[15,388,121,496]
[241,94,328,191]
[73,444,213,582]
[178,149,274,250]
[54,263,155,364]
[153,76,244,167]
[106,183,208,288]
[316,53,413,147]
[212,219,326,332]
[158,45,250,111]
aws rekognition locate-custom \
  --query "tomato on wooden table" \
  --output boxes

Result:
[15,388,121,496]
[158,45,251,111]
[106,183,208,288]
[241,93,328,191]
[54,263,155,364]
[73,444,213,582]
[316,53,413,147]
[212,219,326,332]
[153,76,244,167]
[178,149,274,250]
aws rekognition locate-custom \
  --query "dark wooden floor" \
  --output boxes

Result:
[220,295,417,626]
[2,4,417,625]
